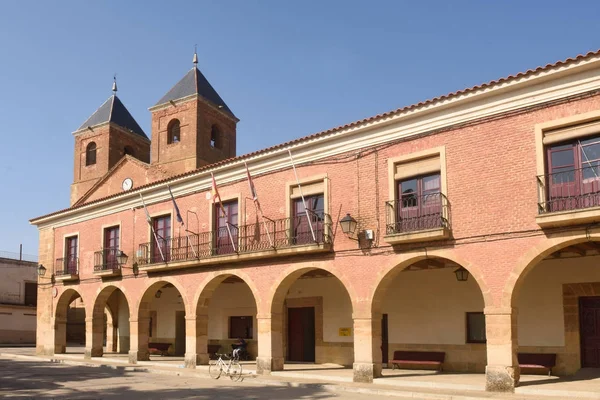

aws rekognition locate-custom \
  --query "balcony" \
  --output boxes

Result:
[137,214,333,272]
[384,193,451,245]
[536,166,600,227]
[54,256,79,281]
[93,248,122,277]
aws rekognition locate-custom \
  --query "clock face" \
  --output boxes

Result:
[122,178,133,191]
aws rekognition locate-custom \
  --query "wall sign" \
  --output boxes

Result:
[338,328,352,337]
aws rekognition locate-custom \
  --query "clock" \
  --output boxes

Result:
[122,178,133,191]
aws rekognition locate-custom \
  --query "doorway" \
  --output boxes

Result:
[381,313,389,365]
[175,311,186,356]
[580,296,600,367]
[288,307,315,362]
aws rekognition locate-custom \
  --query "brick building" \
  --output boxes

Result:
[31,51,600,392]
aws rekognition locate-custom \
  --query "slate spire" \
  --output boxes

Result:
[153,52,235,118]
[76,79,147,139]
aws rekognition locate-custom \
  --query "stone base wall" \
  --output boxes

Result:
[387,343,487,373]
[316,342,353,366]
[0,329,36,344]
[208,339,258,359]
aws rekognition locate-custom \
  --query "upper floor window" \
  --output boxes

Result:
[545,135,600,212]
[292,194,324,245]
[394,173,442,232]
[65,236,78,274]
[167,119,180,144]
[24,282,37,306]
[215,200,238,255]
[210,125,221,149]
[124,146,134,156]
[103,226,120,269]
[86,142,97,166]
[152,215,171,263]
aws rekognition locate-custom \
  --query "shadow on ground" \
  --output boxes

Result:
[0,358,335,399]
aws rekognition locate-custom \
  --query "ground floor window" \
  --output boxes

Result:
[229,316,253,339]
[466,312,486,343]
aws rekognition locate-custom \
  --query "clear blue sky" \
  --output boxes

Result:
[1,1,599,258]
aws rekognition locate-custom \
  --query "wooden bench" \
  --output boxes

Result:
[518,353,556,376]
[390,351,445,371]
[148,342,171,356]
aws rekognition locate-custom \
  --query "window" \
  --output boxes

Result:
[167,119,180,144]
[215,200,238,255]
[292,194,324,245]
[124,146,134,156]
[394,173,442,232]
[65,236,78,274]
[103,226,120,269]
[545,135,600,212]
[152,215,171,263]
[85,142,97,166]
[210,125,220,149]
[229,316,253,339]
[24,282,37,306]
[466,312,486,343]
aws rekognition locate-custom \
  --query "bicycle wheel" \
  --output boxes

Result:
[209,360,222,379]
[229,360,242,381]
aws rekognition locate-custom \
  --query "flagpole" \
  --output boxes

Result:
[168,186,198,259]
[288,150,316,242]
[212,173,238,253]
[139,193,166,262]
[245,162,274,248]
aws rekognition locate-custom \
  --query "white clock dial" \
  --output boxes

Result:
[122,178,133,191]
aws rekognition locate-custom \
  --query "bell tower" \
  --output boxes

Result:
[71,79,150,205]
[149,52,238,176]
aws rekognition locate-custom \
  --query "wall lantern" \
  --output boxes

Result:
[116,250,129,266]
[339,213,358,237]
[37,264,47,277]
[454,267,469,282]
[155,290,163,299]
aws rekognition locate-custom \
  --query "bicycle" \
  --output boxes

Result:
[209,352,242,381]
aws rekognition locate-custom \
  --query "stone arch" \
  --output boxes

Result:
[89,285,131,357]
[54,288,85,354]
[503,231,600,308]
[190,270,261,365]
[371,251,492,314]
[134,278,189,361]
[267,264,357,315]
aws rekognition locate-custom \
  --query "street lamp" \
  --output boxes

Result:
[339,213,358,237]
[116,250,129,266]
[37,264,47,277]
[454,267,469,282]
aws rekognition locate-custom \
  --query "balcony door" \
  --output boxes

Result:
[152,215,171,263]
[292,194,324,245]
[215,200,238,255]
[65,236,78,274]
[547,137,600,211]
[104,226,119,269]
[396,174,441,232]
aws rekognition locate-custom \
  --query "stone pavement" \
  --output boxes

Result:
[1,348,598,400]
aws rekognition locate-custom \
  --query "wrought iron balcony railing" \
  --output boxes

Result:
[385,193,450,235]
[94,248,122,272]
[137,213,333,265]
[537,165,600,214]
[55,256,78,276]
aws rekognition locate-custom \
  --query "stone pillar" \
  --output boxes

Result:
[128,317,150,363]
[256,313,284,374]
[484,307,520,392]
[184,315,205,368]
[85,317,103,359]
[353,313,382,383]
[53,317,67,354]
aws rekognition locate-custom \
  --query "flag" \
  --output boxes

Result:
[210,172,237,252]
[139,193,165,262]
[167,186,184,226]
[288,149,316,242]
[211,172,221,204]
[245,162,261,208]
[139,193,152,225]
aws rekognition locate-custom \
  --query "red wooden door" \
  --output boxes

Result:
[104,227,119,269]
[215,200,238,255]
[381,314,389,364]
[288,307,315,362]
[152,215,171,262]
[580,296,600,368]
